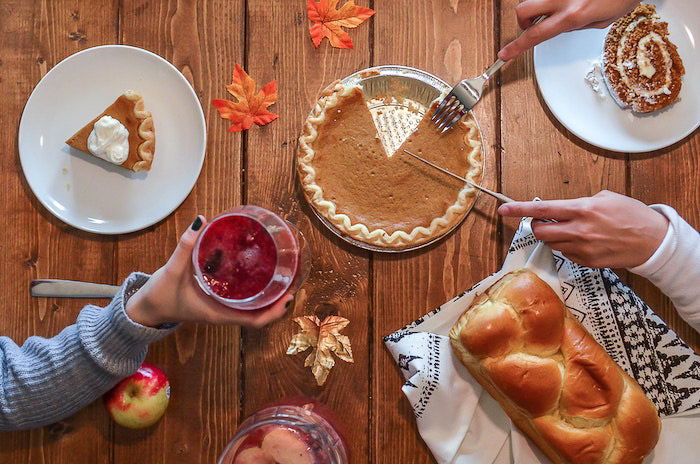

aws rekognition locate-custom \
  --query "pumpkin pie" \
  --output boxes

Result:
[66,91,155,171]
[298,82,483,249]
[602,4,684,113]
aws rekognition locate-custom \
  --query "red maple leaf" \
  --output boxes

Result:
[212,64,278,132]
[307,0,375,49]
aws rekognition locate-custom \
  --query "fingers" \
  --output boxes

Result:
[498,199,581,221]
[514,0,556,30]
[248,294,295,329]
[531,220,578,242]
[167,215,208,269]
[545,242,602,268]
[585,18,616,29]
[498,14,571,61]
[208,293,294,329]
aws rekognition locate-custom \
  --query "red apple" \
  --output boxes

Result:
[103,363,170,429]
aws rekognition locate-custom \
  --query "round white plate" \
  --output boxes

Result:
[534,0,699,153]
[19,45,206,234]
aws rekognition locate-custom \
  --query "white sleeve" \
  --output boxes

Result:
[628,205,700,333]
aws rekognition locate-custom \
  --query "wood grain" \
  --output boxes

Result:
[500,0,699,393]
[498,0,626,244]
[0,1,116,463]
[371,1,499,462]
[499,0,699,353]
[0,1,698,463]
[113,1,245,463]
[629,135,700,352]
[499,3,627,198]
[243,1,371,462]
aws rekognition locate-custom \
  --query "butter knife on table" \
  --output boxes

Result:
[30,279,120,298]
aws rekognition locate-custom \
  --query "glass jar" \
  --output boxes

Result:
[192,205,310,310]
[218,402,348,464]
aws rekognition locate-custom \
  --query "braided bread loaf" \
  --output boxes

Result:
[449,270,660,464]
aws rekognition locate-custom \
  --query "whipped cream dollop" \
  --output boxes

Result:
[584,59,606,98]
[87,116,129,165]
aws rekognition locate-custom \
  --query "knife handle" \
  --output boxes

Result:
[30,279,120,298]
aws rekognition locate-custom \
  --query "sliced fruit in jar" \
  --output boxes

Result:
[233,446,275,464]
[261,427,314,464]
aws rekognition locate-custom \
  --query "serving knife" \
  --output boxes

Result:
[402,149,515,203]
[30,279,120,298]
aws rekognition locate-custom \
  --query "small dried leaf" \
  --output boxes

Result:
[213,64,278,132]
[287,315,353,386]
[331,334,354,363]
[307,0,375,49]
[286,316,320,355]
[304,350,316,367]
[286,333,313,355]
[295,315,321,333]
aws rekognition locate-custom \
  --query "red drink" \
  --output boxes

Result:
[218,400,348,464]
[193,206,309,310]
[197,215,277,300]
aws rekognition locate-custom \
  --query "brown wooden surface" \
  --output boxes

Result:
[0,1,697,463]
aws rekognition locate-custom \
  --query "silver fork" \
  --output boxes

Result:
[432,15,546,132]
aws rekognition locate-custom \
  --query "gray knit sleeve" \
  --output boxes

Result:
[0,272,178,431]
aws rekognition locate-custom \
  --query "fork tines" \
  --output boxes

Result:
[431,93,466,133]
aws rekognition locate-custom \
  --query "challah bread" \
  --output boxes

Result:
[449,270,660,464]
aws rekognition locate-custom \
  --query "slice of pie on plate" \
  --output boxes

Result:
[66,90,155,172]
[298,82,483,249]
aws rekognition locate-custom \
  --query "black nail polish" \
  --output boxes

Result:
[191,216,202,231]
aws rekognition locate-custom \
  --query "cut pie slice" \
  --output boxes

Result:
[298,82,483,249]
[66,91,156,171]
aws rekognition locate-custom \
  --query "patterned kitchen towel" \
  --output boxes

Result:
[384,217,700,464]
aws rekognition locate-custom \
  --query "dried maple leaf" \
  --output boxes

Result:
[307,0,375,49]
[212,64,278,132]
[287,315,354,386]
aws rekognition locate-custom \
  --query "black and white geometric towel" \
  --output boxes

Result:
[384,217,700,464]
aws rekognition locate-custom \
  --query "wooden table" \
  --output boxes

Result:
[1,1,697,462]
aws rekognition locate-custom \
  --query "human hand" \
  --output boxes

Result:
[498,191,668,269]
[498,0,641,61]
[125,216,293,328]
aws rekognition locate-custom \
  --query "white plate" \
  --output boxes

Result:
[534,0,699,153]
[19,45,206,234]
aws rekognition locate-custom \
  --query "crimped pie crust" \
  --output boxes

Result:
[298,81,483,248]
[124,90,156,171]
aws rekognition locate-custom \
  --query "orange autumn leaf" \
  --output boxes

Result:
[307,0,375,49]
[212,64,278,132]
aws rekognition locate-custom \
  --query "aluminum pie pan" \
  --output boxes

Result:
[301,65,485,254]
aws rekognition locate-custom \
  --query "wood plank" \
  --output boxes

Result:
[498,1,698,350]
[497,0,630,281]
[498,0,627,239]
[243,1,371,462]
[371,1,499,462]
[629,134,700,353]
[0,1,116,462]
[113,1,245,463]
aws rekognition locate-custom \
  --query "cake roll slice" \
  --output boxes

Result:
[602,4,685,113]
